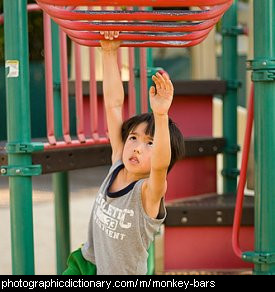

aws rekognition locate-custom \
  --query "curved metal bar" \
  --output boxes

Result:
[69,35,209,47]
[51,16,221,33]
[37,0,232,7]
[232,84,254,259]
[37,2,231,22]
[61,27,212,42]
[35,0,232,48]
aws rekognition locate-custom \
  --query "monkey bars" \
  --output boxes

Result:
[36,0,233,47]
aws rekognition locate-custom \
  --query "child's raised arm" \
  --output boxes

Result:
[142,72,174,218]
[100,31,124,164]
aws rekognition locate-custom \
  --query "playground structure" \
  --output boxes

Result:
[0,0,274,275]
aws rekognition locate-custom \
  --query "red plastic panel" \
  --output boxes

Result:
[83,93,213,141]
[166,94,215,199]
[166,157,217,201]
[169,95,213,137]
[164,226,254,270]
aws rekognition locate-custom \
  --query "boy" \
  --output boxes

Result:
[63,31,184,275]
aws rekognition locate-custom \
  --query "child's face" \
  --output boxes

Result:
[122,122,153,176]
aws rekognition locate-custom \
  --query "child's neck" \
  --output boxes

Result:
[121,167,148,184]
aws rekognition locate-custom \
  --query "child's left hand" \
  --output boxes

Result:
[100,31,121,51]
[149,72,174,116]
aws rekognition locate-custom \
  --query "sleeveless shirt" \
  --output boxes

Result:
[81,160,166,275]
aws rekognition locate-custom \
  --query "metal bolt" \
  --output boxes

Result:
[213,146,218,152]
[181,217,188,224]
[16,169,21,174]
[0,168,7,174]
[199,147,204,153]
[217,217,223,223]
[262,61,267,66]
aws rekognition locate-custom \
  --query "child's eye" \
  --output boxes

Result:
[129,136,136,140]
[147,141,153,146]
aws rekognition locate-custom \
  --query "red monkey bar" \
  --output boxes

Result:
[36,0,233,47]
[37,0,232,6]
[35,0,233,149]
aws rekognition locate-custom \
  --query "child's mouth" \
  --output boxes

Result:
[129,157,139,164]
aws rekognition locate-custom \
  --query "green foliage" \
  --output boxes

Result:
[0,0,44,63]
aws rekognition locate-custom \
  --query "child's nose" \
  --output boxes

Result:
[134,143,143,154]
[134,148,141,154]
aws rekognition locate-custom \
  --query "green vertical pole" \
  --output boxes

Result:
[51,21,70,275]
[3,0,35,274]
[145,0,154,111]
[146,48,153,113]
[134,7,155,114]
[134,48,155,113]
[221,0,239,193]
[134,48,142,114]
[133,7,141,114]
[146,44,155,274]
[250,0,275,275]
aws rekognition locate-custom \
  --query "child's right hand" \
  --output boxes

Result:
[100,31,122,51]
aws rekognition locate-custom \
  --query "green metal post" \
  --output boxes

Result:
[133,7,142,114]
[146,48,153,113]
[51,21,70,275]
[3,0,35,274]
[221,0,239,193]
[146,44,156,274]
[145,5,154,113]
[53,172,70,275]
[250,0,275,275]
[134,48,142,114]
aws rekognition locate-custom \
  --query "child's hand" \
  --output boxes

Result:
[149,72,174,116]
[100,31,122,51]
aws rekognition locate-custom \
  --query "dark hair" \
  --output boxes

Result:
[121,113,185,172]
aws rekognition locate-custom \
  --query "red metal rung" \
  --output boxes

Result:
[53,18,220,32]
[37,2,231,22]
[37,0,232,7]
[62,28,212,42]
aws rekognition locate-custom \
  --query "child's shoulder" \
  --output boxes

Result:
[108,159,123,174]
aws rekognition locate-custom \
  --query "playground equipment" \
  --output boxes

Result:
[1,0,275,275]
[36,0,233,47]
[232,84,254,259]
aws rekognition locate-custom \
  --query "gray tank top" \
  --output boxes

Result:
[81,159,166,275]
